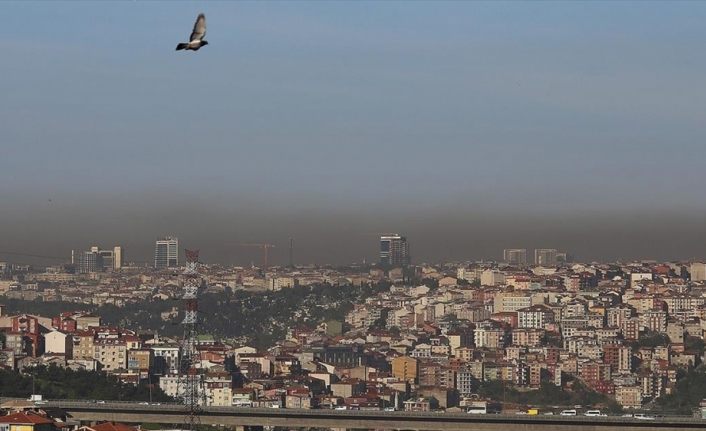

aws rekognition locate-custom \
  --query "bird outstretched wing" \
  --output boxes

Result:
[190,13,206,41]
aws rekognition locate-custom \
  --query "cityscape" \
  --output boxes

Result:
[3,1,706,431]
[2,234,706,427]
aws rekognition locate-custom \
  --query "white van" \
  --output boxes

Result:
[560,409,577,416]
[585,410,606,417]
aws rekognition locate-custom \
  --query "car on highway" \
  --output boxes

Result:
[584,410,607,417]
[29,395,47,405]
[633,413,655,420]
[560,409,577,416]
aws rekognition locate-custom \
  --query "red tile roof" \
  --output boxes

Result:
[89,422,138,431]
[0,411,55,425]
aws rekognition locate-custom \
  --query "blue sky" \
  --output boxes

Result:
[1,1,706,264]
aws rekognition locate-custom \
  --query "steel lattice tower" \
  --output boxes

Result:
[178,249,205,430]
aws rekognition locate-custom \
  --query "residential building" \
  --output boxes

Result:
[474,321,507,349]
[127,349,153,374]
[615,385,643,409]
[512,328,544,347]
[152,345,180,375]
[44,329,73,358]
[74,331,96,360]
[205,375,233,407]
[391,356,418,383]
[0,411,56,431]
[517,304,555,329]
[94,339,127,371]
[480,270,505,287]
[603,344,632,374]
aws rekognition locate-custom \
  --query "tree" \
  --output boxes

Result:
[370,308,390,330]
[4,281,392,348]
[656,367,706,415]
[474,379,620,411]
[685,336,705,360]
[0,365,173,401]
[633,331,670,349]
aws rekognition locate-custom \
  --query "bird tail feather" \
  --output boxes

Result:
[176,43,188,51]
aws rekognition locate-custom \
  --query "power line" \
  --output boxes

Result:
[0,251,67,261]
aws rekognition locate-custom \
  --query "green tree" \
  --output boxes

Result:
[0,365,173,401]
[656,368,706,415]
[633,331,670,349]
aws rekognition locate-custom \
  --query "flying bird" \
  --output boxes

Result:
[176,13,208,51]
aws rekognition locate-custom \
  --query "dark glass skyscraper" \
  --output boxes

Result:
[380,234,410,267]
[78,250,102,274]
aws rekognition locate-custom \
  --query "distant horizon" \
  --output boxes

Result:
[2,2,705,265]
[2,221,705,268]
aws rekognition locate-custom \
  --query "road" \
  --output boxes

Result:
[5,399,706,431]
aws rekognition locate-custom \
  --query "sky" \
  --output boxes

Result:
[1,1,706,265]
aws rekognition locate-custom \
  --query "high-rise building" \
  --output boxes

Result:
[534,249,557,266]
[113,246,123,270]
[155,236,179,269]
[78,250,102,274]
[503,249,527,265]
[691,262,706,282]
[380,234,410,266]
[95,247,114,271]
[79,245,123,272]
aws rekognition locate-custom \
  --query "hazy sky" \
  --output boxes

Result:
[1,1,706,265]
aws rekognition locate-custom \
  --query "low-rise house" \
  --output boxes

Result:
[403,397,439,412]
[0,411,56,431]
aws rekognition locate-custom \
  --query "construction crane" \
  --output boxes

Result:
[239,243,276,270]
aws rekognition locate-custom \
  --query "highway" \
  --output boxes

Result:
[4,398,706,431]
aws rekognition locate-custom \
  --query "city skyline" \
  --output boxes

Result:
[2,2,706,264]
[3,236,706,268]
[3,242,706,415]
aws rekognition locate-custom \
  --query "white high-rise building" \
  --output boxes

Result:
[691,262,706,282]
[503,249,527,265]
[155,237,179,269]
[113,246,123,270]
[534,249,557,266]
